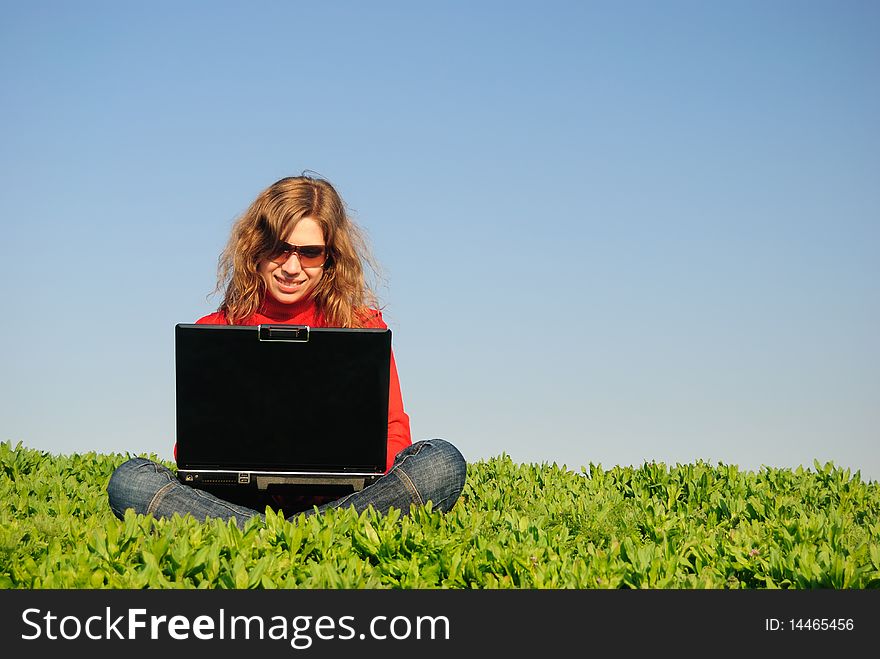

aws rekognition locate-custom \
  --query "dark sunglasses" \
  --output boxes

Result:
[267,242,328,267]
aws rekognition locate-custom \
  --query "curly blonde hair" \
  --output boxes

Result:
[215,175,381,327]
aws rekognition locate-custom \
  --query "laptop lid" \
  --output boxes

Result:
[174,323,390,485]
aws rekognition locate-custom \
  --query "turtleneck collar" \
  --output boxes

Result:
[256,294,321,324]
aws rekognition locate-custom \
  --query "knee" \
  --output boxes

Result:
[106,457,169,519]
[430,438,467,489]
[409,438,467,511]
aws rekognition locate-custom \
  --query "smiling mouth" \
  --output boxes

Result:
[275,277,303,290]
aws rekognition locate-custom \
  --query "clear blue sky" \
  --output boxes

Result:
[2,1,878,482]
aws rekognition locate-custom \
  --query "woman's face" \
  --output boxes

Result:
[258,217,326,305]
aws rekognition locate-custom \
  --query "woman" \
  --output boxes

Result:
[107,175,467,528]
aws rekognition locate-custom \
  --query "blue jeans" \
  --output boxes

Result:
[107,439,466,528]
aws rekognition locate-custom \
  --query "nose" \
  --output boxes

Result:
[280,252,303,274]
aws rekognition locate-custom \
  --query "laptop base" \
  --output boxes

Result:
[177,470,380,492]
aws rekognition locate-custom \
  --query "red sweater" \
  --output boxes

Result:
[174,297,412,472]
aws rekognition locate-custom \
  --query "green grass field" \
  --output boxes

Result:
[2,440,878,588]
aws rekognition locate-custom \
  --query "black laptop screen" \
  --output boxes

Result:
[174,324,390,473]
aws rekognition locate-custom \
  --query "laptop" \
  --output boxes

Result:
[174,323,391,495]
